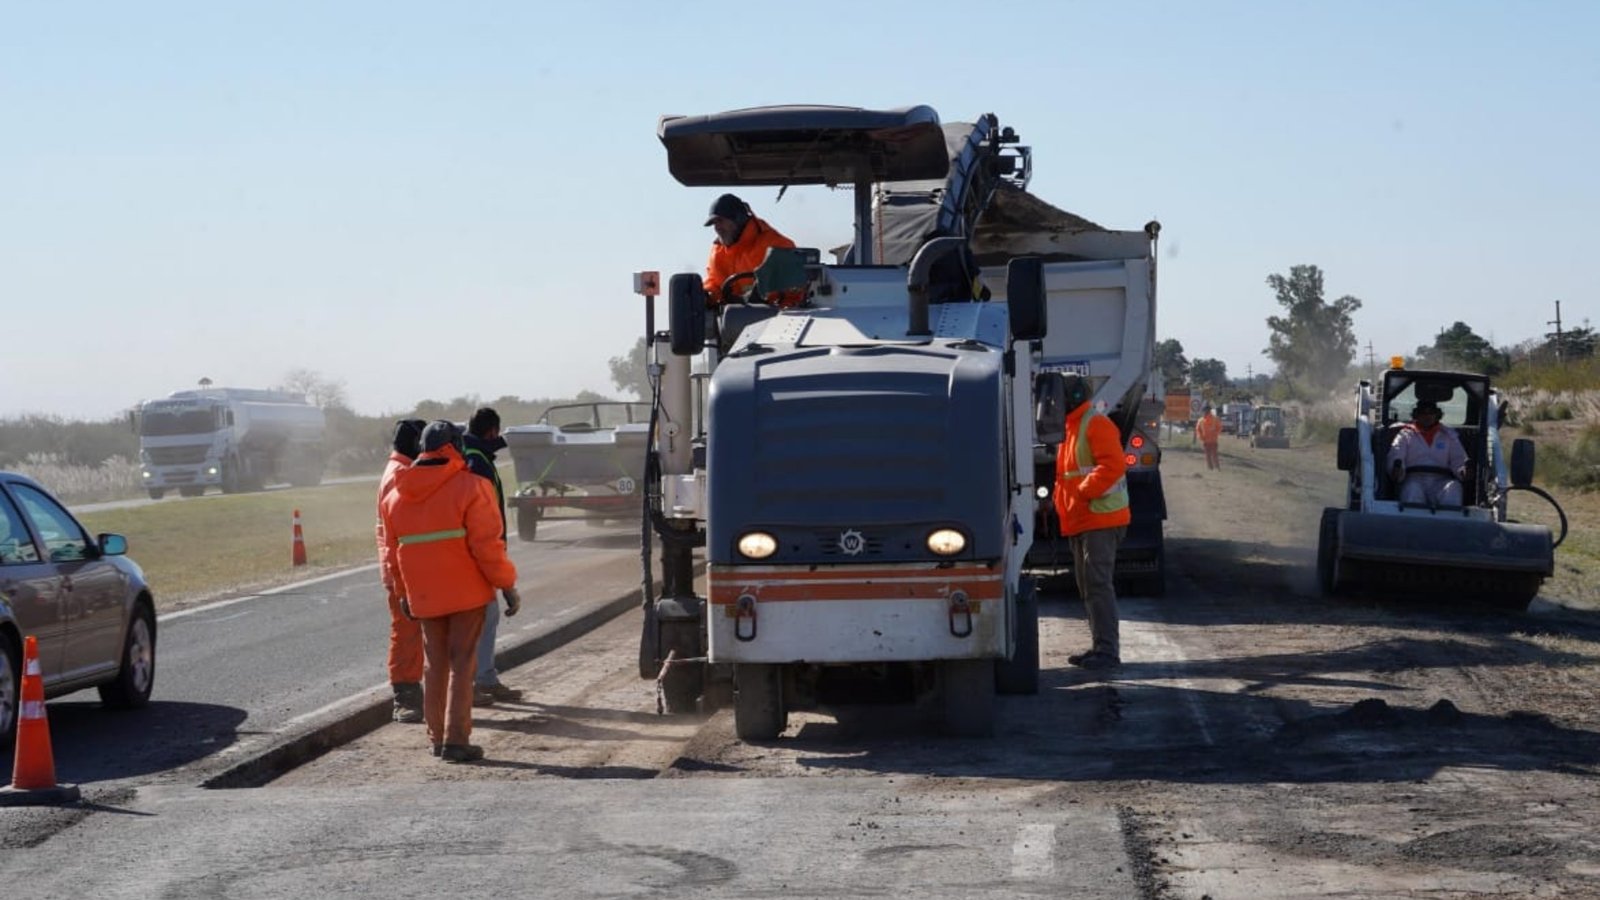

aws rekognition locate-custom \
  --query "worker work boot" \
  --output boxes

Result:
[474,682,522,706]
[392,682,424,724]
[440,743,485,764]
[1072,650,1122,671]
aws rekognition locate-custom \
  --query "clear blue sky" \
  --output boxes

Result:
[3,1,1595,420]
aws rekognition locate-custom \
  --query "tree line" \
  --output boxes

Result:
[1155,263,1592,403]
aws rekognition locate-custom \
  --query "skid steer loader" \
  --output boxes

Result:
[1318,364,1566,611]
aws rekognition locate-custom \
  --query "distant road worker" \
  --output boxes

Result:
[380,420,520,763]
[462,406,523,707]
[1195,406,1222,470]
[702,192,798,306]
[377,418,428,724]
[1053,373,1131,671]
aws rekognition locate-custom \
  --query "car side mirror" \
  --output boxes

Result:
[668,273,707,356]
[1006,257,1046,341]
[99,533,128,556]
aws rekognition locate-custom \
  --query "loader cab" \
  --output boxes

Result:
[1373,370,1490,504]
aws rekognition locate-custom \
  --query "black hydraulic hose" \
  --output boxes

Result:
[1502,484,1569,549]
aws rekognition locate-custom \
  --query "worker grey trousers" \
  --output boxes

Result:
[1070,525,1127,657]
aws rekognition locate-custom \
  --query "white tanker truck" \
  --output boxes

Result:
[131,388,325,498]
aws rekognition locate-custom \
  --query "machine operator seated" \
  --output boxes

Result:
[1387,399,1470,507]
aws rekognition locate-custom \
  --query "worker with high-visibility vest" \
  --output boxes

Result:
[1052,373,1131,670]
[380,420,519,763]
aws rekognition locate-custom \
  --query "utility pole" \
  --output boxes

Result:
[1547,300,1564,364]
[1364,341,1376,380]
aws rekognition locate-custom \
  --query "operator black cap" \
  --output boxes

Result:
[705,193,748,226]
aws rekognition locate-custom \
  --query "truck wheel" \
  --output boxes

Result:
[734,663,786,740]
[146,489,165,501]
[995,577,1039,695]
[516,506,540,542]
[220,460,240,495]
[98,604,156,709]
[941,658,996,737]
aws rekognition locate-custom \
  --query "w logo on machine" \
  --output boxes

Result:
[837,528,866,556]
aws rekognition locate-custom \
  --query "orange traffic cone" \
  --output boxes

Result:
[0,635,80,806]
[291,508,307,567]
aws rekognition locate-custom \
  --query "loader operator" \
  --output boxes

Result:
[1388,399,1470,507]
[702,193,800,307]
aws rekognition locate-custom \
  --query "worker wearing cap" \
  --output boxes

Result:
[380,420,520,763]
[1194,406,1222,470]
[1388,400,1470,507]
[376,418,427,724]
[1053,373,1130,671]
[702,192,797,306]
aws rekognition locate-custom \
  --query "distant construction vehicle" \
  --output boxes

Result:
[1250,405,1291,449]
[131,388,325,499]
[1319,364,1566,610]
[502,401,650,541]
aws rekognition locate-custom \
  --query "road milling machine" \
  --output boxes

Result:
[634,104,1052,739]
[1319,363,1566,610]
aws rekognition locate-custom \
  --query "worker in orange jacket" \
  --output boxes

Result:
[1194,406,1222,470]
[1052,373,1131,670]
[376,418,427,724]
[702,192,799,307]
[380,421,520,763]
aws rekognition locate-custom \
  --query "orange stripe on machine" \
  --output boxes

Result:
[709,565,1003,604]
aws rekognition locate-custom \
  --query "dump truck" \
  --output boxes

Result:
[638,104,1049,739]
[987,205,1167,596]
[502,401,651,541]
[1319,364,1566,610]
[131,388,325,498]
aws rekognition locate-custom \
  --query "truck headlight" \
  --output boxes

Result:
[141,471,151,480]
[737,531,777,559]
[1035,485,1049,499]
[206,466,219,476]
[926,528,966,556]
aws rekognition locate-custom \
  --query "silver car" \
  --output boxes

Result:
[0,471,156,744]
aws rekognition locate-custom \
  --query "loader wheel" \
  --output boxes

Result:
[995,577,1040,695]
[516,506,540,542]
[1317,507,1342,595]
[733,663,786,740]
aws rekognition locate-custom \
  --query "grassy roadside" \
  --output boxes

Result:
[78,481,382,612]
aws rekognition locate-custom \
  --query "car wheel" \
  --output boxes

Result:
[0,632,19,748]
[98,604,156,709]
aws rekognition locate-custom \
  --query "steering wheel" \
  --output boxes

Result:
[719,271,769,306]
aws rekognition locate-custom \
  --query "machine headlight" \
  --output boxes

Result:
[737,531,778,559]
[927,528,966,556]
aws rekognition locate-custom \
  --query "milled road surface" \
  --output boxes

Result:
[3,440,1597,898]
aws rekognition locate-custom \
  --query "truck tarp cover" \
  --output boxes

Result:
[873,123,1105,267]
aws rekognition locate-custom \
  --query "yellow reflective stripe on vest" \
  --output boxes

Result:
[397,527,467,545]
[1062,413,1129,515]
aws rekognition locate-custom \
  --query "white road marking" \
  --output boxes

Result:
[1011,823,1056,878]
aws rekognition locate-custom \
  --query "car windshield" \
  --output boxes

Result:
[541,403,650,430]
